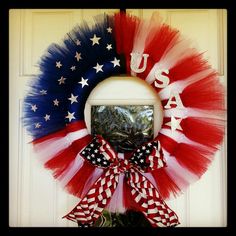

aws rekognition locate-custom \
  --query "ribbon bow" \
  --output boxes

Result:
[63,135,179,227]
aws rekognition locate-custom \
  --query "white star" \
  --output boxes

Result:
[53,99,59,106]
[106,44,112,51]
[146,150,150,153]
[165,116,183,133]
[107,27,112,33]
[44,114,50,121]
[93,63,103,73]
[90,34,101,46]
[58,76,67,85]
[76,39,81,46]
[68,93,78,104]
[111,57,120,67]
[79,77,89,88]
[31,104,37,112]
[140,159,144,163]
[75,52,82,61]
[70,66,76,71]
[40,90,47,95]
[97,158,101,162]
[142,146,146,150]
[94,149,98,153]
[147,143,152,147]
[65,111,76,122]
[56,61,62,68]
[35,123,41,128]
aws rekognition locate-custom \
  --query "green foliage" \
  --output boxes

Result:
[94,210,152,227]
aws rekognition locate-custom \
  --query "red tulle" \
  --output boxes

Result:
[114,12,140,74]
[44,135,92,178]
[146,24,180,62]
[181,74,225,111]
[158,133,178,154]
[151,168,181,200]
[168,53,210,83]
[65,161,96,198]
[173,143,213,177]
[158,133,213,177]
[181,117,225,150]
[32,121,87,145]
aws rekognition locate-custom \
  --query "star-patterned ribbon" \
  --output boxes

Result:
[63,135,179,227]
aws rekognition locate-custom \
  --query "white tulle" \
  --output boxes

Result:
[34,137,72,164]
[159,128,206,148]
[34,128,89,164]
[158,68,215,100]
[145,40,196,84]
[106,173,126,213]
[58,154,85,187]
[164,107,189,119]
[160,38,196,70]
[133,12,162,54]
[163,149,199,199]
[131,12,162,77]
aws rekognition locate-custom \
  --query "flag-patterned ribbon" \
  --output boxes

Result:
[63,135,180,227]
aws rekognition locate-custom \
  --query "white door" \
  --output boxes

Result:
[9,9,227,227]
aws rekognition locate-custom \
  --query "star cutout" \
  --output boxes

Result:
[35,123,41,128]
[93,63,103,73]
[65,111,76,122]
[76,39,81,46]
[58,76,67,85]
[75,52,82,62]
[53,99,59,106]
[107,27,112,33]
[56,61,62,68]
[70,66,76,71]
[44,114,50,121]
[111,57,120,67]
[165,116,183,133]
[106,44,112,51]
[90,34,101,46]
[68,93,78,104]
[31,104,37,112]
[79,77,89,88]
[40,90,47,95]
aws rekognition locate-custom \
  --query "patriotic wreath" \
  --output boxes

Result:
[23,12,225,227]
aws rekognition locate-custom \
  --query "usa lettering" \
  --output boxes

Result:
[130,53,184,109]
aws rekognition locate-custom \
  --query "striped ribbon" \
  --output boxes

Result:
[63,136,180,227]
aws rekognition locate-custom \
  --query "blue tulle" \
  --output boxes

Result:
[23,13,125,140]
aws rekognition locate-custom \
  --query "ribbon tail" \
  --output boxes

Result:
[63,168,120,227]
[127,170,180,227]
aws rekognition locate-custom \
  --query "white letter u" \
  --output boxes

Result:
[130,52,149,73]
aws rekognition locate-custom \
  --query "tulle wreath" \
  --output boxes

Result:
[23,12,225,227]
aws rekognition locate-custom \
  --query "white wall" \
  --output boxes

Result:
[9,9,227,227]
